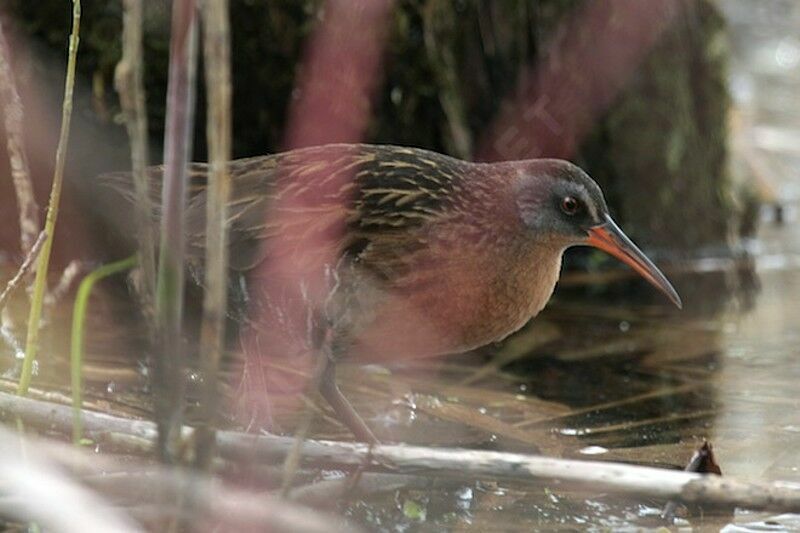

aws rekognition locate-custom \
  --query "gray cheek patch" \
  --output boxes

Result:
[517,197,547,230]
[582,189,600,222]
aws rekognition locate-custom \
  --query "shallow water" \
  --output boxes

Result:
[2,207,785,531]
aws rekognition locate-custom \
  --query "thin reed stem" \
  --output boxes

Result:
[196,0,233,468]
[115,0,156,318]
[18,0,81,396]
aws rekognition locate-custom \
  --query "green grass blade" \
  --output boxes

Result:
[70,255,136,445]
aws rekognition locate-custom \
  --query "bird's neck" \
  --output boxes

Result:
[441,238,565,350]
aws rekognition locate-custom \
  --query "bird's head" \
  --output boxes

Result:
[513,159,682,308]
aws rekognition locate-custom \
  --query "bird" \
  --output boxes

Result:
[104,143,681,444]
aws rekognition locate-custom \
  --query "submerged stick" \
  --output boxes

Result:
[662,440,725,523]
[18,0,81,396]
[155,0,198,462]
[3,391,800,515]
[196,0,233,468]
[289,472,443,506]
[115,0,156,317]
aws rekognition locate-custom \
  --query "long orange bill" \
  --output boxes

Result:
[586,215,682,309]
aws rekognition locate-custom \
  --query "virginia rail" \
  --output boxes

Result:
[106,143,681,444]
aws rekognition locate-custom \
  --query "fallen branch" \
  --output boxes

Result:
[2,390,800,514]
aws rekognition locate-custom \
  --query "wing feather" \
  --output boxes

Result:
[100,144,472,277]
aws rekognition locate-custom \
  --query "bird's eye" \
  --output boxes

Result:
[561,196,580,215]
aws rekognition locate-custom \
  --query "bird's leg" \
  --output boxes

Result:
[281,312,378,495]
[320,354,387,499]
[319,360,379,445]
[319,262,379,444]
[280,315,336,496]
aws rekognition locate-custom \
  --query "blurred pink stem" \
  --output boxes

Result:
[0,19,40,254]
[155,0,198,462]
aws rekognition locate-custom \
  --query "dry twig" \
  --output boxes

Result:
[196,0,233,468]
[0,231,46,311]
[115,0,156,315]
[43,259,82,309]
